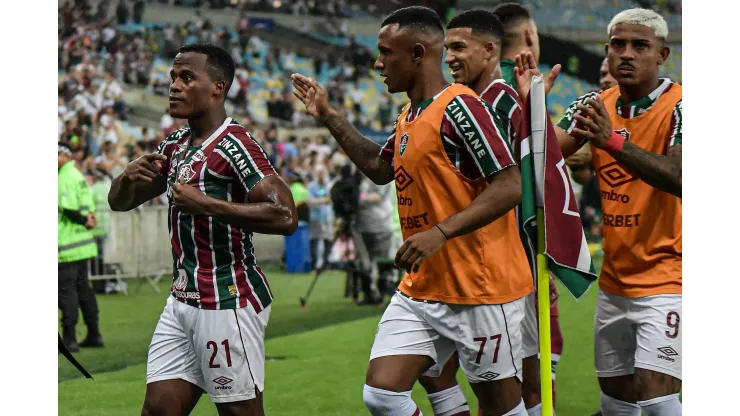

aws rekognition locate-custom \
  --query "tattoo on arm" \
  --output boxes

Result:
[324,113,394,184]
[612,143,681,198]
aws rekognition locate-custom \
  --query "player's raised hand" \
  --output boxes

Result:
[172,177,208,215]
[571,96,613,150]
[122,153,167,183]
[394,226,448,274]
[513,50,561,99]
[291,73,336,123]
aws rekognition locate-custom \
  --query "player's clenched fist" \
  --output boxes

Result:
[394,226,448,274]
[172,177,208,216]
[122,153,168,183]
[291,73,336,123]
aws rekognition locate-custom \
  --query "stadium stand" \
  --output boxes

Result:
[58,0,680,276]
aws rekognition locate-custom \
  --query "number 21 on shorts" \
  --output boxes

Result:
[207,339,233,368]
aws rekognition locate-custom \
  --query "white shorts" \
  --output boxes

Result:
[594,289,682,380]
[521,292,539,358]
[370,292,525,383]
[146,296,271,403]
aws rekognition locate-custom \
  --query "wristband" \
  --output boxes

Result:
[605,130,625,153]
[436,224,449,240]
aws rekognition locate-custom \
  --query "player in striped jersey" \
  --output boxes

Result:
[108,43,297,415]
[412,10,558,416]
[515,8,682,416]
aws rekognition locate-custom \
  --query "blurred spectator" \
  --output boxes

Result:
[307,167,335,270]
[571,162,602,242]
[95,140,127,178]
[116,0,129,25]
[287,173,310,222]
[354,174,395,305]
[133,0,146,24]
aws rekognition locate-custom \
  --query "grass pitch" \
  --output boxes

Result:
[59,268,601,415]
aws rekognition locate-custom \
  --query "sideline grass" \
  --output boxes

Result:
[60,269,603,415]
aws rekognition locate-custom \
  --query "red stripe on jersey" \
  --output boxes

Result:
[230,223,261,312]
[194,215,216,306]
[256,265,273,298]
[191,163,216,307]
[412,408,421,416]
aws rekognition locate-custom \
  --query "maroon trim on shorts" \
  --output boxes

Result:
[233,310,259,395]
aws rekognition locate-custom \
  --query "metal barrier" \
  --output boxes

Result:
[87,206,286,294]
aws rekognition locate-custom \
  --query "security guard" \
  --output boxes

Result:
[58,142,103,352]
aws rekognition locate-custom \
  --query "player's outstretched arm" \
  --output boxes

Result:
[572,96,682,197]
[291,73,394,185]
[108,154,168,211]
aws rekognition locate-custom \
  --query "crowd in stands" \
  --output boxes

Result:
[146,0,456,20]
[59,0,680,270]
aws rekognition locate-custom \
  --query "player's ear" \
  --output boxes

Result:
[485,40,497,60]
[213,80,226,99]
[524,29,534,48]
[657,42,670,65]
[412,43,425,63]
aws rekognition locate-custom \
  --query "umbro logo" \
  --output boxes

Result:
[657,346,678,363]
[478,371,500,381]
[598,161,637,188]
[394,166,415,192]
[213,376,233,390]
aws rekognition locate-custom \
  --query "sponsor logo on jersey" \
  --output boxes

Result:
[399,133,409,156]
[213,376,233,390]
[400,212,430,231]
[394,166,414,192]
[601,190,631,204]
[172,289,200,300]
[657,346,678,362]
[191,149,205,162]
[228,285,237,296]
[598,161,637,188]
[602,213,641,228]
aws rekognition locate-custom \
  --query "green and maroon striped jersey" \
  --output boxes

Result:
[479,79,523,149]
[155,117,277,311]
